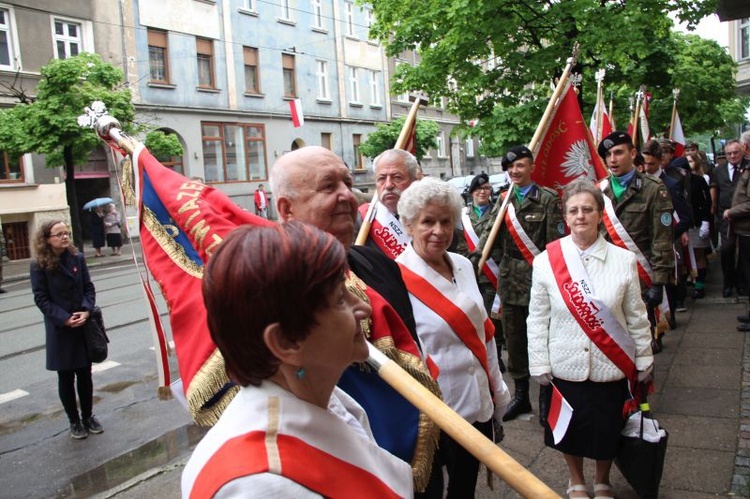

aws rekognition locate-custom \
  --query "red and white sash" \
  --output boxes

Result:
[359,202,411,260]
[502,192,541,265]
[184,385,412,499]
[461,208,501,315]
[397,262,495,388]
[598,179,654,287]
[547,238,638,396]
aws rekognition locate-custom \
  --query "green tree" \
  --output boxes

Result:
[368,0,737,155]
[0,53,134,249]
[145,130,184,159]
[359,116,440,161]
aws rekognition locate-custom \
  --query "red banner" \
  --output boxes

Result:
[533,85,609,194]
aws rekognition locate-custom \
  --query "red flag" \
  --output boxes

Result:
[130,146,272,424]
[533,85,609,194]
[548,383,574,444]
[402,118,417,155]
[290,98,304,127]
[589,95,612,144]
[672,110,686,158]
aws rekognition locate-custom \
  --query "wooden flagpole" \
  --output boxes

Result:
[669,89,680,140]
[354,95,428,246]
[366,344,560,498]
[631,89,642,148]
[477,43,580,274]
[608,90,615,130]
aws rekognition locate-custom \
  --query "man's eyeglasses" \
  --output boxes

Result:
[49,232,71,239]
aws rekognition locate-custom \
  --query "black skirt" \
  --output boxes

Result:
[543,378,629,460]
[106,233,123,248]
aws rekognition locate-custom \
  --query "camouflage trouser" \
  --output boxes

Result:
[501,304,529,381]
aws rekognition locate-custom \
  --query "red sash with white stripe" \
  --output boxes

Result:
[502,192,541,265]
[546,238,639,413]
[598,179,654,287]
[461,208,499,288]
[358,202,410,260]
[398,263,495,388]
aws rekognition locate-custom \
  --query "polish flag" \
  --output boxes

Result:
[290,98,304,127]
[672,110,686,157]
[588,96,612,144]
[548,383,574,444]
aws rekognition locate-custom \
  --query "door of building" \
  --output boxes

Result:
[4,222,30,260]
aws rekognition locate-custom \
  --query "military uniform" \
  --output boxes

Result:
[478,184,563,382]
[601,172,675,287]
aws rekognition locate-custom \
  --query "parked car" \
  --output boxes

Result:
[446,175,473,204]
[489,172,509,203]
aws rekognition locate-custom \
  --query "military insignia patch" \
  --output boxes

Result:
[660,213,672,226]
[603,139,614,150]
[557,221,566,235]
[506,151,517,162]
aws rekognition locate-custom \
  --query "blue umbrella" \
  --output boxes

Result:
[83,197,114,210]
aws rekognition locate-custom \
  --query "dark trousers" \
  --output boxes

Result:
[719,219,744,290]
[502,304,529,380]
[440,419,493,499]
[739,236,750,305]
[57,366,93,424]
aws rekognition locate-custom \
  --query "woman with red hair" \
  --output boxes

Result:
[182,222,413,498]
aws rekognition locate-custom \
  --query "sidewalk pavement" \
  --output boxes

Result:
[10,246,750,498]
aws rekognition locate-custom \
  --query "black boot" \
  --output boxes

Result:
[502,378,532,422]
[538,384,552,428]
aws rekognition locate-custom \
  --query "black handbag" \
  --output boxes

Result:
[614,390,669,498]
[83,306,109,363]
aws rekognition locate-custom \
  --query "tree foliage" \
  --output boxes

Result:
[368,0,743,155]
[145,130,184,159]
[359,116,440,161]
[0,53,134,248]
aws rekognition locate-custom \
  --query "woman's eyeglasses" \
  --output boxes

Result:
[48,232,71,238]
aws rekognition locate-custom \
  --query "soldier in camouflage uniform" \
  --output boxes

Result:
[454,173,505,371]
[597,132,674,353]
[477,146,564,423]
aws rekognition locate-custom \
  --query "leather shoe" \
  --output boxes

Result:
[651,338,662,354]
[723,287,733,298]
[738,323,750,333]
[739,315,750,323]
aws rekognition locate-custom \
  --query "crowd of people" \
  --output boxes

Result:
[27,129,750,498]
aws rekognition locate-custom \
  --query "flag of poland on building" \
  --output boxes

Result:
[549,383,574,444]
[290,98,304,127]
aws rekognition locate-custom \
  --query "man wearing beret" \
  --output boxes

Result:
[455,173,505,372]
[478,146,564,423]
[597,132,675,353]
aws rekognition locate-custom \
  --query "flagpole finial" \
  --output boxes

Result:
[567,42,581,66]
[78,101,122,142]
[595,69,606,83]
[673,88,680,101]
[570,73,583,88]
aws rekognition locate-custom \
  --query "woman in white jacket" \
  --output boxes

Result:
[396,177,510,499]
[527,179,653,499]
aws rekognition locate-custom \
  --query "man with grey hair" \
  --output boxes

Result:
[741,131,750,161]
[356,149,420,259]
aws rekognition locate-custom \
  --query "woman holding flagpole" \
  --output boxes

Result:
[527,179,653,499]
[395,177,510,498]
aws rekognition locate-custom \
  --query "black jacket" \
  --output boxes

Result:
[31,251,96,371]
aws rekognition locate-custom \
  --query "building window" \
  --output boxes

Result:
[311,0,323,29]
[348,66,360,103]
[201,122,268,183]
[196,37,215,88]
[282,53,296,98]
[395,61,410,103]
[242,0,256,10]
[148,29,169,84]
[243,46,260,93]
[0,150,22,182]
[465,139,475,158]
[369,70,381,106]
[0,8,17,69]
[365,8,374,29]
[53,19,81,59]
[353,134,364,170]
[436,132,445,157]
[345,2,355,37]
[740,18,750,60]
[321,132,332,150]
[280,0,292,20]
[316,60,329,100]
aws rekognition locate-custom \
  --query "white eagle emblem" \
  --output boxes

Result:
[561,140,597,181]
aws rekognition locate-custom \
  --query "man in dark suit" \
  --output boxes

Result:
[711,139,748,297]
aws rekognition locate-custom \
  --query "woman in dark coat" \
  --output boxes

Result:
[90,208,105,257]
[30,219,103,440]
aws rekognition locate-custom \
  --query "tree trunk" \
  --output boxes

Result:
[64,146,83,251]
